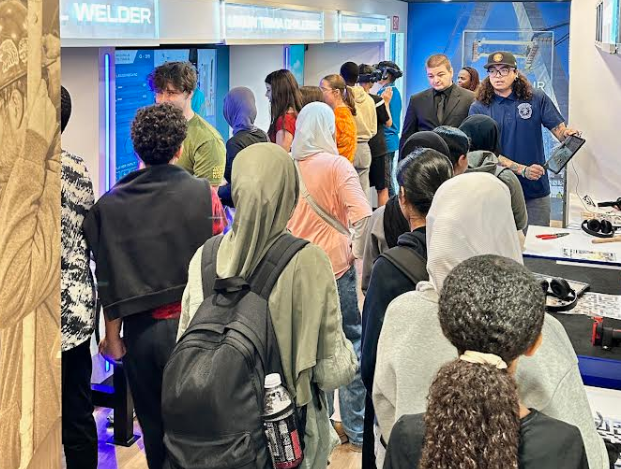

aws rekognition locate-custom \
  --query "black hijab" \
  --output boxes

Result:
[459,115,501,155]
[386,132,451,248]
[399,131,451,162]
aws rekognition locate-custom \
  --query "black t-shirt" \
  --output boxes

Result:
[384,410,589,469]
[368,94,390,159]
[218,128,269,207]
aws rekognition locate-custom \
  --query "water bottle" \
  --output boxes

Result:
[263,373,304,469]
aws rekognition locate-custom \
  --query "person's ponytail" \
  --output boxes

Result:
[419,359,521,469]
[343,86,357,116]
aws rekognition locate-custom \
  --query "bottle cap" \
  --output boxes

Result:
[265,373,282,388]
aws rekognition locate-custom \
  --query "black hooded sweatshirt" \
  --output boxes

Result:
[360,227,428,469]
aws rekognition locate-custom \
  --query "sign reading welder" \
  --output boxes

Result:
[60,0,159,40]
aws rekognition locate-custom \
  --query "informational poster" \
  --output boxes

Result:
[114,48,217,181]
[407,2,570,221]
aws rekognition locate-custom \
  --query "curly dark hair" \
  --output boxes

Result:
[148,61,197,94]
[475,74,533,106]
[461,66,480,92]
[419,255,546,469]
[131,103,188,165]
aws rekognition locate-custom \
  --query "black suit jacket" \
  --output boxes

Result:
[399,85,475,154]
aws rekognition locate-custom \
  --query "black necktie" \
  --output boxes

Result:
[436,92,446,124]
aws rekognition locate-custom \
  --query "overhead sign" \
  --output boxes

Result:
[60,0,159,40]
[339,13,388,43]
[224,3,324,44]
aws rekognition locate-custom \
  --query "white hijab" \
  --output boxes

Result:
[291,102,339,160]
[419,172,523,293]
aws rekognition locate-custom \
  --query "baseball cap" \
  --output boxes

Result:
[484,51,518,70]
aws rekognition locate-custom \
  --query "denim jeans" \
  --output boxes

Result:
[526,195,551,230]
[327,264,365,446]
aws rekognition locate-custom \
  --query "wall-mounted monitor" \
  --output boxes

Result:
[114,48,217,181]
[595,0,620,53]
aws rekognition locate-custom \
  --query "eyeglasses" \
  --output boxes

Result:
[487,68,514,77]
[320,86,336,93]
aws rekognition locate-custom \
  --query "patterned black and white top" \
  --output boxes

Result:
[61,150,96,351]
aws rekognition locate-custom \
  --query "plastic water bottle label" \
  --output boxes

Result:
[264,410,303,469]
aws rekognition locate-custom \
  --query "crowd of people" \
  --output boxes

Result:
[60,51,615,469]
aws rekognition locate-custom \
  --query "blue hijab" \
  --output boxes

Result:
[224,87,258,135]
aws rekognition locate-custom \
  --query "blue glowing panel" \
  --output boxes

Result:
[113,48,219,183]
[114,49,156,182]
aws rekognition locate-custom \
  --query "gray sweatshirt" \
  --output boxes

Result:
[466,150,528,231]
[373,289,609,469]
[361,206,389,294]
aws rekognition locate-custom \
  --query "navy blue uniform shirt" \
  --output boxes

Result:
[469,88,564,200]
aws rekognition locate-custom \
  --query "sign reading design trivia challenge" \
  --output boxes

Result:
[60,0,159,40]
[224,3,324,44]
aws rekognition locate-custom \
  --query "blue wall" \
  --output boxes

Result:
[406,2,570,117]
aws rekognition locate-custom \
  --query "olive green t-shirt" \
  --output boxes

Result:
[176,113,226,186]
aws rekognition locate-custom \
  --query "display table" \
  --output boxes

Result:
[524,257,621,390]
[524,225,621,267]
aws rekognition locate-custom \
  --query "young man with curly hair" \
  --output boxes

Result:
[148,61,226,186]
[83,103,225,469]
[469,51,580,228]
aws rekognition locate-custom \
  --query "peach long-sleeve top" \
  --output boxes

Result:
[288,152,371,279]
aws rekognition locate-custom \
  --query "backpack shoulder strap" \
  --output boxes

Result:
[204,180,213,239]
[249,234,309,299]
[495,166,510,179]
[379,246,428,286]
[294,160,350,237]
[201,235,224,299]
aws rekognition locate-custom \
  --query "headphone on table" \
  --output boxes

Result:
[581,218,620,238]
[541,278,578,312]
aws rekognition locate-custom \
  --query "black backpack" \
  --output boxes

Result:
[379,246,428,286]
[162,234,309,469]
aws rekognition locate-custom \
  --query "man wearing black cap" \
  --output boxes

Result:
[399,54,475,156]
[469,51,580,228]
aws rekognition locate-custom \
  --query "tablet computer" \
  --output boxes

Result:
[544,135,586,174]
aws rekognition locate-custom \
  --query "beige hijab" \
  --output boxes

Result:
[216,142,299,279]
[419,172,523,292]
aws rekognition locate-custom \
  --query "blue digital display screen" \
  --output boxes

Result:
[114,48,217,182]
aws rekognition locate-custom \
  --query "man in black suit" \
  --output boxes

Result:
[399,54,475,157]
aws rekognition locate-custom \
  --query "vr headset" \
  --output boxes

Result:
[358,66,383,84]
[376,61,403,80]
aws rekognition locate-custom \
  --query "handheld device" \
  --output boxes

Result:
[543,134,586,174]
